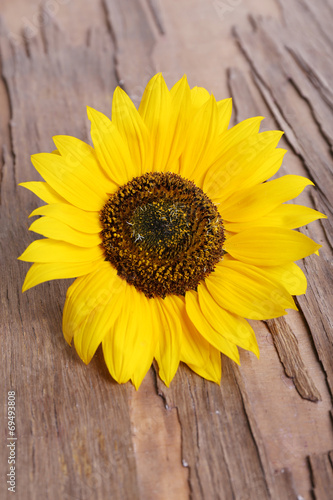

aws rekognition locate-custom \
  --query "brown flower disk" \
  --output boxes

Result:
[100,172,225,298]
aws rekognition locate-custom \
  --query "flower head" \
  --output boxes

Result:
[19,74,325,388]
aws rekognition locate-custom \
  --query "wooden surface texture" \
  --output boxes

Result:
[1,0,333,499]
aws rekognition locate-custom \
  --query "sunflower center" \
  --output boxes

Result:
[130,201,190,255]
[100,172,224,298]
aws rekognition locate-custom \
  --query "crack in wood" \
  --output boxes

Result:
[311,191,333,250]
[233,21,333,209]
[102,0,157,104]
[146,0,165,35]
[287,46,333,114]
[233,366,276,498]
[1,1,332,498]
[185,376,205,500]
[308,450,333,500]
[129,370,189,499]
[266,318,322,402]
[232,13,333,414]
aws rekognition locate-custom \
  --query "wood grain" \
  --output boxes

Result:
[308,450,333,500]
[266,317,321,402]
[233,2,333,403]
[1,1,332,499]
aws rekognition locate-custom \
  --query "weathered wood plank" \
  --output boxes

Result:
[155,361,272,500]
[103,0,157,105]
[226,52,332,498]
[272,468,299,500]
[129,370,189,499]
[234,20,333,210]
[0,10,140,500]
[308,450,333,500]
[266,317,321,402]
[233,4,333,402]
[1,1,332,499]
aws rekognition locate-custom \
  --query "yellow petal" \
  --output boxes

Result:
[138,73,172,172]
[102,285,157,386]
[215,116,264,158]
[22,260,101,292]
[224,229,235,242]
[190,86,210,110]
[19,181,68,205]
[101,296,133,384]
[18,238,105,263]
[29,203,101,234]
[221,175,314,222]
[198,282,259,357]
[154,296,182,387]
[224,227,321,266]
[63,262,123,350]
[168,295,211,369]
[31,153,106,211]
[164,158,181,174]
[62,275,87,344]
[187,345,221,384]
[217,98,232,135]
[207,260,296,320]
[257,262,307,296]
[75,281,126,365]
[185,290,240,364]
[165,75,191,170]
[131,295,160,389]
[224,203,327,232]
[222,254,307,296]
[53,135,118,195]
[180,94,218,183]
[205,132,285,201]
[87,106,138,184]
[29,217,101,247]
[167,295,221,384]
[112,86,152,175]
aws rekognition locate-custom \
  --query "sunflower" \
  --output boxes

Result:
[19,74,325,389]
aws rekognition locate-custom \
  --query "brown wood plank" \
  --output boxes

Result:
[155,361,272,500]
[1,1,332,499]
[234,20,333,211]
[129,370,189,499]
[228,8,333,496]
[103,0,157,105]
[308,450,333,500]
[233,4,333,401]
[266,317,321,402]
[0,9,139,500]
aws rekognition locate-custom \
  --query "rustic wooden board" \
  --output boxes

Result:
[1,1,332,499]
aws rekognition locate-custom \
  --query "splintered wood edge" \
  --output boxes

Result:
[266,317,322,402]
[308,450,333,499]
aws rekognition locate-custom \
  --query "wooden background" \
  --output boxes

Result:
[1,0,333,498]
